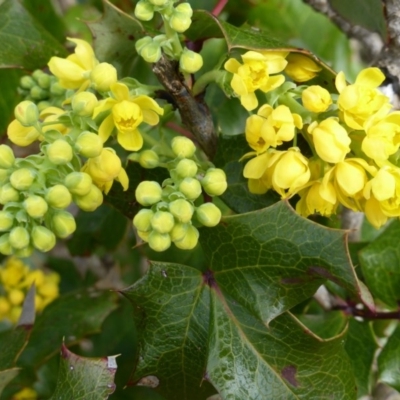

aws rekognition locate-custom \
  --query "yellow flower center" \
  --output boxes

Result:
[112,101,143,133]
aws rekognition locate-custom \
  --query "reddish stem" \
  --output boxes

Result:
[333,304,400,320]
[212,0,228,16]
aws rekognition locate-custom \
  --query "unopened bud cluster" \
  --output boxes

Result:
[132,137,226,251]
[0,257,59,323]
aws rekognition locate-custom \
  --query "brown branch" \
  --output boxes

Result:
[152,54,217,159]
[333,303,400,320]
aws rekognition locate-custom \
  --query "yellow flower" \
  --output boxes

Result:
[301,85,332,112]
[335,67,391,130]
[81,147,129,194]
[362,111,400,162]
[93,83,164,151]
[7,120,41,147]
[284,54,321,82]
[308,118,351,163]
[48,38,98,90]
[12,387,37,400]
[364,196,388,228]
[245,104,302,152]
[224,51,288,111]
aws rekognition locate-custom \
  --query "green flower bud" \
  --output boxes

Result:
[135,36,153,54]
[176,158,197,178]
[71,92,98,117]
[30,86,48,100]
[0,169,9,184]
[0,234,13,255]
[65,172,92,196]
[140,42,162,63]
[169,199,193,223]
[9,226,30,250]
[0,184,20,204]
[14,101,39,127]
[47,139,73,165]
[50,82,66,96]
[24,195,48,219]
[148,0,169,6]
[196,203,221,227]
[179,177,202,200]
[14,245,33,258]
[20,76,36,90]
[137,230,150,242]
[32,69,45,81]
[133,209,154,232]
[74,185,103,212]
[136,181,163,206]
[75,131,103,158]
[175,3,193,16]
[151,211,175,233]
[37,101,51,112]
[37,74,51,89]
[45,185,72,209]
[32,226,56,252]
[135,1,154,21]
[174,225,199,250]
[10,168,35,191]
[169,12,192,33]
[148,231,171,252]
[171,136,196,158]
[201,168,227,196]
[51,210,76,238]
[169,222,188,242]
[179,49,203,74]
[0,211,14,232]
[139,150,159,169]
[0,145,15,169]
[91,63,118,92]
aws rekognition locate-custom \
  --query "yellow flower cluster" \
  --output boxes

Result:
[0,257,59,323]
[12,387,37,400]
[233,50,400,229]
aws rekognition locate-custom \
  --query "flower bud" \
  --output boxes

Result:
[171,136,196,158]
[0,169,8,184]
[196,203,221,227]
[51,210,76,238]
[169,12,192,33]
[0,296,10,314]
[8,289,24,306]
[38,73,51,89]
[179,177,202,200]
[174,225,199,250]
[71,92,98,117]
[151,211,175,233]
[32,69,45,81]
[302,85,332,113]
[30,86,48,100]
[175,3,193,16]
[45,185,72,209]
[135,1,154,21]
[175,158,197,178]
[10,168,35,190]
[0,184,20,204]
[285,53,322,82]
[148,231,171,252]
[179,49,203,74]
[14,101,39,127]
[20,76,35,90]
[169,199,194,223]
[139,150,159,169]
[38,101,51,112]
[14,245,33,258]
[75,131,103,158]
[32,226,56,252]
[0,211,13,231]
[148,0,169,6]
[74,185,103,212]
[133,209,154,232]
[65,172,92,196]
[135,36,153,54]
[50,82,66,96]
[201,168,227,196]
[140,42,162,63]
[47,140,73,165]
[9,226,30,250]
[24,195,48,218]
[170,222,188,242]
[90,63,118,92]
[0,145,15,168]
[136,181,163,206]
[0,234,12,255]
[137,230,150,242]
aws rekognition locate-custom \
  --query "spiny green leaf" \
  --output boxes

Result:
[0,69,22,136]
[0,0,66,69]
[0,327,31,371]
[87,0,147,77]
[359,220,400,308]
[0,369,20,397]
[49,345,117,400]
[19,288,118,366]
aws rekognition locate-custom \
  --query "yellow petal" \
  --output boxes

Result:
[355,67,385,88]
[224,58,241,74]
[48,57,85,88]
[243,153,269,179]
[260,74,285,92]
[117,168,129,191]
[335,71,347,93]
[248,178,269,194]
[133,96,164,115]
[117,129,143,151]
[67,37,97,70]
[98,114,115,143]
[93,98,116,119]
[231,74,248,96]
[240,92,258,111]
[110,82,130,101]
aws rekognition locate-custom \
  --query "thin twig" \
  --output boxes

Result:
[333,304,400,320]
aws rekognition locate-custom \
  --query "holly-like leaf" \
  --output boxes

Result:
[49,345,117,400]
[0,0,66,69]
[124,201,365,399]
[87,0,147,77]
[359,220,400,308]
[345,319,377,397]
[378,323,400,392]
[0,369,20,397]
[19,288,118,367]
